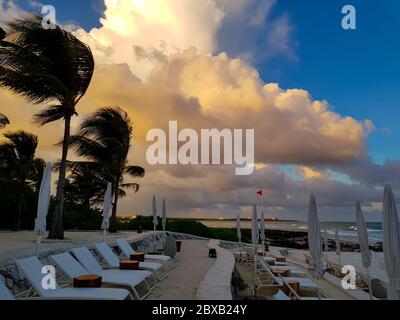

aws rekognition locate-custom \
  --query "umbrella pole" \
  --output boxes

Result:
[260,196,264,257]
[163,228,166,252]
[366,267,373,300]
[103,229,106,242]
[253,253,257,297]
[262,239,265,257]
[154,224,157,252]
[36,235,42,257]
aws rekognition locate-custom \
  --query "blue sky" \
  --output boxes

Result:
[17,0,399,165]
[261,0,400,164]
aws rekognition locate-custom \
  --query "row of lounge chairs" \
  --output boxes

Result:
[0,238,173,300]
[239,246,323,300]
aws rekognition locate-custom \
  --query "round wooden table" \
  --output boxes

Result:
[73,275,102,288]
[120,260,140,270]
[130,253,145,262]
[273,269,290,277]
[276,256,286,263]
[176,240,182,252]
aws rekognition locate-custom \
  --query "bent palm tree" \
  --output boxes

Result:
[0,113,9,128]
[0,131,45,229]
[69,107,145,232]
[0,14,94,238]
[64,162,106,209]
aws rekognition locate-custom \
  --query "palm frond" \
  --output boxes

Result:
[33,105,65,126]
[0,113,9,128]
[120,183,140,193]
[125,165,145,178]
[0,13,94,121]
[3,131,38,160]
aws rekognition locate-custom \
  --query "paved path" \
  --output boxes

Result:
[148,240,215,300]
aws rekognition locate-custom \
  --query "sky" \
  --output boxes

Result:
[0,0,399,222]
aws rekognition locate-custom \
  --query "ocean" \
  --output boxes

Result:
[198,220,383,244]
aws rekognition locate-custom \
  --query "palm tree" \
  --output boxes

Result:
[0,131,45,230]
[0,14,94,239]
[0,113,9,128]
[69,107,145,232]
[64,162,106,209]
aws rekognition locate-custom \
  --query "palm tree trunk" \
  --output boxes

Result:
[48,115,71,239]
[109,180,120,233]
[14,190,24,231]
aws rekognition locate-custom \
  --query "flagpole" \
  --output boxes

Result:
[259,191,264,256]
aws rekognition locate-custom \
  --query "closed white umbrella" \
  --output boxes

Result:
[236,212,241,242]
[34,162,52,256]
[251,205,259,296]
[259,211,266,256]
[355,201,373,299]
[323,229,329,264]
[101,183,112,239]
[308,195,324,279]
[162,198,167,231]
[335,229,341,267]
[383,185,400,300]
[162,198,167,247]
[152,194,158,252]
[236,212,242,256]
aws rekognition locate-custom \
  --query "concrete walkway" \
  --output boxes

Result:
[148,240,215,300]
[195,239,234,300]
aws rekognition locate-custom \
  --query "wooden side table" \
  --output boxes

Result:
[73,275,102,288]
[283,281,300,296]
[176,240,182,252]
[276,256,286,263]
[130,253,145,262]
[273,269,290,277]
[120,260,139,270]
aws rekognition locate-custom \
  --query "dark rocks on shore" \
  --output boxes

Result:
[265,229,383,252]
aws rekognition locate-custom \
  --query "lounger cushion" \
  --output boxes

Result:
[48,288,129,300]
[116,238,172,261]
[274,290,290,300]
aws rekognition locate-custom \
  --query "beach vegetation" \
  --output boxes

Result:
[0,14,95,239]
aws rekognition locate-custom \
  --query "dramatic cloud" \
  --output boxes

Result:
[0,0,394,221]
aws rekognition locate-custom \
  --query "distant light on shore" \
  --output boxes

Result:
[120,214,138,220]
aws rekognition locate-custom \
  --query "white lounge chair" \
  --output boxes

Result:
[116,238,172,262]
[71,247,155,300]
[94,243,166,281]
[280,277,319,290]
[0,279,14,300]
[15,256,130,300]
[50,251,152,300]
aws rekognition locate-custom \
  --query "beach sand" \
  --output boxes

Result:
[0,230,152,267]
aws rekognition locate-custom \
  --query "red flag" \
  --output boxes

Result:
[257,190,263,196]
